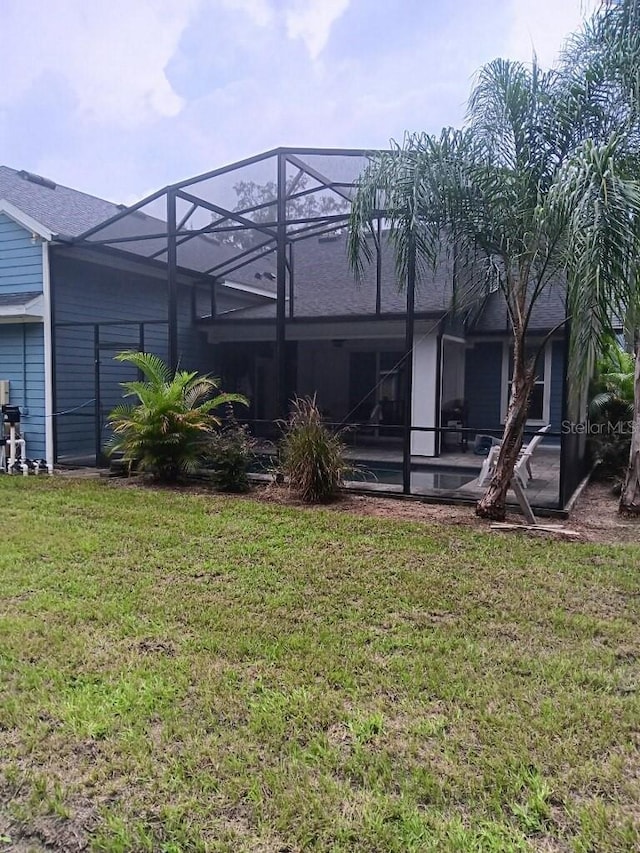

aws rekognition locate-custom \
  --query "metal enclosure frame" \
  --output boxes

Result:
[63,146,583,510]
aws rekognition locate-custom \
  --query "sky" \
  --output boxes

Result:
[0,0,596,206]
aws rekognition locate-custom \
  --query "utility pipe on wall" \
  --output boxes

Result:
[22,323,28,414]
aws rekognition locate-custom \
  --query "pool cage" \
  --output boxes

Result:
[62,147,588,511]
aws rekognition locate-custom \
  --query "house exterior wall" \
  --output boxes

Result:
[0,212,43,294]
[464,341,504,433]
[0,323,46,457]
[296,339,408,425]
[0,213,47,458]
[441,338,466,406]
[296,341,349,422]
[464,338,565,437]
[550,340,564,430]
[215,321,441,452]
[411,335,439,456]
[50,251,214,461]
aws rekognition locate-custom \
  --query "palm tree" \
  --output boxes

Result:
[349,57,640,520]
[107,351,247,482]
[564,0,640,514]
[621,333,640,512]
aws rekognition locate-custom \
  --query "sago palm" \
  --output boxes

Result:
[349,56,640,520]
[107,351,247,482]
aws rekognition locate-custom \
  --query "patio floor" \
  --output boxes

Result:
[342,444,562,509]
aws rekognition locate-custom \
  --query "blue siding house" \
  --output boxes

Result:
[1,155,576,506]
[0,165,276,466]
[0,205,51,461]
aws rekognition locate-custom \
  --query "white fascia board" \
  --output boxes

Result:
[0,199,54,241]
[221,279,278,299]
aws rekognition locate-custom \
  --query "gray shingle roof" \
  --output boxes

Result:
[0,291,42,306]
[0,165,122,238]
[0,163,568,332]
[471,284,567,333]
[218,232,454,319]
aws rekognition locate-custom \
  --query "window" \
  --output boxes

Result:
[501,342,551,425]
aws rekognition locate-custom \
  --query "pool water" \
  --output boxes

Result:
[248,455,479,494]
[348,465,477,492]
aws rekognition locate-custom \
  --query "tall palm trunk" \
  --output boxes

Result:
[619,338,640,515]
[476,333,534,520]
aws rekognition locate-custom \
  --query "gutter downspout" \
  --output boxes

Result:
[42,240,54,470]
[22,323,28,413]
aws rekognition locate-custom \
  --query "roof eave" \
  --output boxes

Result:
[0,199,54,241]
[0,293,45,321]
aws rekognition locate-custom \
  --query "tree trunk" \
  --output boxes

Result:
[476,338,534,521]
[619,341,640,515]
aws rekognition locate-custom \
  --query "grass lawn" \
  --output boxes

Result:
[0,477,638,852]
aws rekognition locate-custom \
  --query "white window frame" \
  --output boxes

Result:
[500,340,552,426]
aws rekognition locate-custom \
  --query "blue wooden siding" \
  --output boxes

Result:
[0,323,46,457]
[53,253,212,364]
[51,252,215,460]
[464,338,565,439]
[0,213,43,294]
[0,213,47,458]
[464,341,503,433]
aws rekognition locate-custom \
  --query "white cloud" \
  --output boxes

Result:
[0,0,605,205]
[0,0,199,125]
[285,0,351,60]
[505,0,597,68]
[220,0,274,27]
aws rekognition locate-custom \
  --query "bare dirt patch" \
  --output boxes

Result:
[103,471,639,544]
[250,480,640,544]
[567,480,640,544]
[252,481,489,527]
[0,797,99,853]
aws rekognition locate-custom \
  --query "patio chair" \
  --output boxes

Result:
[476,424,551,489]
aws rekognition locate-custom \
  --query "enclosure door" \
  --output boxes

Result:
[54,322,167,466]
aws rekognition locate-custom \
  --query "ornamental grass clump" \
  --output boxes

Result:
[279,396,349,503]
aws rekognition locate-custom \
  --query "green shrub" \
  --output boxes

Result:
[107,351,247,483]
[588,343,634,477]
[208,414,254,493]
[279,396,350,503]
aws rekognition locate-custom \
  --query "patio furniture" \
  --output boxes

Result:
[441,399,469,451]
[477,424,551,488]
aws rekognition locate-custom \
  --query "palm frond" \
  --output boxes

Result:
[115,351,172,386]
[548,136,640,390]
[348,29,640,517]
[106,352,247,482]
